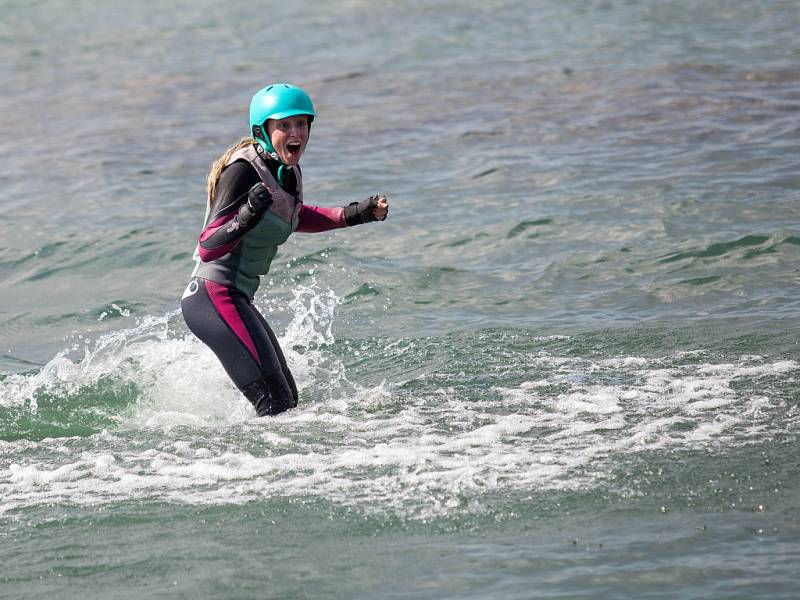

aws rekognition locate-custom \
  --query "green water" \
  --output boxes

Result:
[2,0,800,598]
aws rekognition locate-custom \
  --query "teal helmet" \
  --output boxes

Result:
[249,83,315,161]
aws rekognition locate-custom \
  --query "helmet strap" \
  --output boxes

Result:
[277,165,289,189]
[253,136,290,189]
[252,124,279,160]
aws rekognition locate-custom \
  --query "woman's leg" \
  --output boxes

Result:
[181,278,295,416]
[252,308,299,406]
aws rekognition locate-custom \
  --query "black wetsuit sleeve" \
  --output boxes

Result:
[197,161,262,261]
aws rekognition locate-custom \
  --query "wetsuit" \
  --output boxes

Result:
[181,143,374,416]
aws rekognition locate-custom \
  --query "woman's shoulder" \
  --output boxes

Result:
[219,159,260,187]
[214,160,260,206]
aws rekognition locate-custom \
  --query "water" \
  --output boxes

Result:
[2,0,800,597]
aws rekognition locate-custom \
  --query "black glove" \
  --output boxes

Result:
[344,195,383,226]
[237,183,272,227]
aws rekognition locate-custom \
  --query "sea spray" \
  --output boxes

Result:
[0,283,348,435]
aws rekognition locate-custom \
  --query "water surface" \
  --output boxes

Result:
[1,1,799,598]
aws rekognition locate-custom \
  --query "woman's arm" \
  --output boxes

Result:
[296,194,389,233]
[295,204,347,233]
[197,162,268,262]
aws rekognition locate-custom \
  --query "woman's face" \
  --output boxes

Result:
[267,115,309,165]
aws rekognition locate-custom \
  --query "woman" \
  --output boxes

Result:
[181,83,388,416]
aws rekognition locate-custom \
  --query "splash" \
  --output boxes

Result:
[275,281,347,396]
[0,282,347,433]
[0,312,173,417]
[132,281,347,427]
[2,319,798,522]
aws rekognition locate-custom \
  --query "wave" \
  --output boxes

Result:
[657,233,799,265]
[1,316,797,522]
[0,282,346,440]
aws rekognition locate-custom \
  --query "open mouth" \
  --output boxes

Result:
[286,142,302,157]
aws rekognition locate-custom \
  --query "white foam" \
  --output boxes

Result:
[0,281,349,428]
[2,291,798,521]
[0,312,176,415]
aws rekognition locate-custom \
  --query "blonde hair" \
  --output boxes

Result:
[206,137,256,205]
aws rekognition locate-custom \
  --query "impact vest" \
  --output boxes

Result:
[191,144,303,298]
